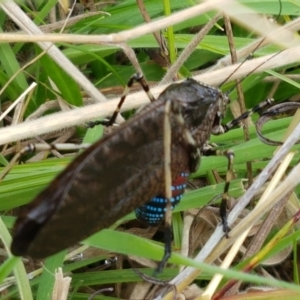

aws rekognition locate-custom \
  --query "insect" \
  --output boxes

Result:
[9,70,274,271]
[10,76,230,258]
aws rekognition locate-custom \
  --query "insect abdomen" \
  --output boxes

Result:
[135,172,189,225]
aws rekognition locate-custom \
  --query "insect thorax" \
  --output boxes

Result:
[159,78,228,149]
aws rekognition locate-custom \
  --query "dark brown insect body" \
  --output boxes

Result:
[11,78,228,258]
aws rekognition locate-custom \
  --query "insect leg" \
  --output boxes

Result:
[207,99,295,234]
[221,98,274,133]
[0,143,90,183]
[88,73,156,127]
[202,147,235,235]
[256,101,300,145]
[133,268,177,299]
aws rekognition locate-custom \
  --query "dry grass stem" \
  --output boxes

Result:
[0,0,298,53]
[52,268,71,300]
[0,46,299,146]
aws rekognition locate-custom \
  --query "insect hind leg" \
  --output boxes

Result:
[88,73,156,127]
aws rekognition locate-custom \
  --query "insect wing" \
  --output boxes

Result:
[11,99,190,258]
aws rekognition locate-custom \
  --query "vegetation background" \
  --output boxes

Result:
[0,0,300,299]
